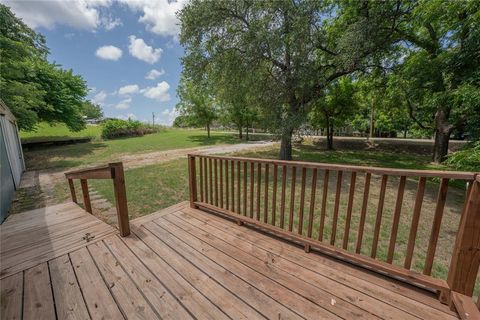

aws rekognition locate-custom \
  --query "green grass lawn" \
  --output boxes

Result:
[23,127,240,170]
[20,123,102,142]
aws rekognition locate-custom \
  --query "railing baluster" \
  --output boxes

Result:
[298,167,307,235]
[330,171,343,245]
[204,157,209,204]
[250,162,254,218]
[237,161,241,214]
[264,164,269,223]
[110,163,130,237]
[343,172,357,250]
[371,174,388,258]
[307,168,317,238]
[80,179,92,214]
[280,165,287,228]
[225,159,229,210]
[288,166,297,232]
[209,158,213,204]
[271,164,278,225]
[404,176,427,269]
[256,163,262,220]
[424,178,449,275]
[219,160,223,208]
[318,169,330,241]
[356,172,371,254]
[68,179,77,203]
[214,159,218,206]
[231,160,235,212]
[243,161,247,216]
[387,176,406,263]
[199,158,204,202]
[188,156,198,208]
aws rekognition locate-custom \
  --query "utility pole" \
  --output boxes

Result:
[152,112,155,126]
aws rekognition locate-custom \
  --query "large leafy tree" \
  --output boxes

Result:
[0,4,88,131]
[392,0,480,162]
[179,0,405,160]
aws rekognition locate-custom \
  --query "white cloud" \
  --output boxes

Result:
[92,90,107,104]
[141,81,171,101]
[2,0,114,30]
[101,15,122,30]
[95,45,122,60]
[120,0,188,38]
[114,97,132,110]
[145,68,165,80]
[118,84,139,96]
[128,35,162,64]
[159,108,179,126]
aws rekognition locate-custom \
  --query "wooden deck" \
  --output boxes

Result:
[0,201,461,319]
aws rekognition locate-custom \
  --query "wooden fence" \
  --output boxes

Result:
[188,154,479,305]
[65,162,130,236]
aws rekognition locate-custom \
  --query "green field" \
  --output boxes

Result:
[22,125,239,170]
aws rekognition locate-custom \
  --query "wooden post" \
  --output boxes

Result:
[80,179,92,213]
[188,156,198,208]
[447,175,480,305]
[68,179,77,203]
[110,162,130,237]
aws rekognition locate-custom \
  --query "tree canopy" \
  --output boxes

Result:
[178,0,480,162]
[0,4,89,131]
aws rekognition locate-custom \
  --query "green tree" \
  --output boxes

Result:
[392,0,480,162]
[0,4,88,131]
[176,77,217,138]
[309,77,358,149]
[179,0,405,160]
[81,101,104,120]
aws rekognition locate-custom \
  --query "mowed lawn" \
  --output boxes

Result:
[21,124,239,170]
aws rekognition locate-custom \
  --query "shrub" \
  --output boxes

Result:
[446,140,480,172]
[101,119,160,139]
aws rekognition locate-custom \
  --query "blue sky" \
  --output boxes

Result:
[3,0,188,125]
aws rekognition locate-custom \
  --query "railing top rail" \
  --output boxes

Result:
[65,162,123,180]
[188,154,477,180]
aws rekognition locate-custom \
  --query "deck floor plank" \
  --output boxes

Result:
[119,230,230,320]
[69,247,124,320]
[22,263,56,320]
[133,225,287,320]
[0,272,23,320]
[48,255,90,320]
[87,241,160,320]
[178,207,458,320]
[145,219,343,319]
[0,201,461,319]
[180,206,458,317]
[103,235,193,319]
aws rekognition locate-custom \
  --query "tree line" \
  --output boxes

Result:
[176,0,479,163]
[0,5,102,132]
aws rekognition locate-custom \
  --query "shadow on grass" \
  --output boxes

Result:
[24,142,107,170]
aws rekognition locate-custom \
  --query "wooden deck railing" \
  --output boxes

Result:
[188,154,480,305]
[65,162,130,236]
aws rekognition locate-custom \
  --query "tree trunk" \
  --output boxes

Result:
[326,117,334,150]
[432,108,453,163]
[207,123,211,138]
[238,126,243,140]
[279,129,293,160]
[246,125,249,141]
